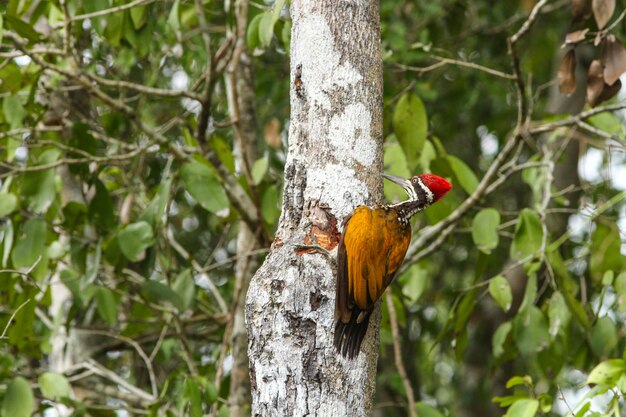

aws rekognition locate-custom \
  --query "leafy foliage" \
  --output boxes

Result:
[0,0,625,416]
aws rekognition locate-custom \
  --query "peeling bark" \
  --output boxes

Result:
[246,1,383,415]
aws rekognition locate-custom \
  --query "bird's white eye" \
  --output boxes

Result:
[411,177,417,184]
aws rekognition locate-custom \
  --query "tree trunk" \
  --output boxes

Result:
[245,1,384,415]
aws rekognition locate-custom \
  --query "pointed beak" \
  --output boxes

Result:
[382,173,411,188]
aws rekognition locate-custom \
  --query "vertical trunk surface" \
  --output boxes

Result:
[245,1,383,416]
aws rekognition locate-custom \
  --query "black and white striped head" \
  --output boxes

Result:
[383,173,452,206]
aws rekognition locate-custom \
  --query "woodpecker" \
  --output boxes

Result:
[334,173,452,358]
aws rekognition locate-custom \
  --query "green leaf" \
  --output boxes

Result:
[21,149,62,213]
[2,376,34,417]
[88,179,116,230]
[514,306,549,356]
[414,403,446,417]
[0,62,22,94]
[547,292,570,339]
[39,372,71,399]
[4,14,41,42]
[130,5,147,29]
[448,155,478,194]
[0,13,4,45]
[173,269,195,312]
[472,208,500,254]
[453,289,478,334]
[506,375,532,388]
[590,316,617,358]
[489,275,512,312]
[261,185,280,226]
[574,403,591,417]
[537,393,552,413]
[95,287,118,326]
[247,13,263,50]
[258,12,275,48]
[7,294,36,347]
[183,378,203,417]
[141,280,182,308]
[167,0,180,31]
[601,270,614,286]
[118,221,154,262]
[617,374,626,393]
[615,272,626,312]
[589,112,623,135]
[252,156,269,185]
[504,399,539,417]
[392,93,428,170]
[205,381,218,404]
[0,193,17,217]
[181,162,229,214]
[518,272,537,313]
[383,138,411,202]
[587,359,626,386]
[258,0,286,48]
[493,321,512,357]
[12,219,46,269]
[47,240,65,260]
[419,140,437,172]
[218,405,230,417]
[493,392,529,407]
[211,136,236,173]
[3,95,26,129]
[398,264,428,303]
[510,209,543,260]
[590,222,624,282]
[104,10,124,46]
[281,19,291,47]
[140,176,172,227]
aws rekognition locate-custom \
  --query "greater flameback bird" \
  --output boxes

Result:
[334,173,452,358]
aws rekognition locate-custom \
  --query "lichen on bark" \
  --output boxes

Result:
[245,0,384,415]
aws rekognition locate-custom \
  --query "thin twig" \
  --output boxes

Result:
[394,56,515,80]
[84,72,203,102]
[166,227,228,313]
[385,291,418,417]
[402,0,554,272]
[0,299,31,339]
[80,329,158,398]
[173,317,199,377]
[71,0,156,22]
[83,359,156,403]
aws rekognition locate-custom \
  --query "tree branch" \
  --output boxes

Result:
[385,291,418,417]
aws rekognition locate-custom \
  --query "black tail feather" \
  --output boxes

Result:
[334,310,372,359]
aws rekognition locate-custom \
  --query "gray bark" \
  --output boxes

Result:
[245,1,384,416]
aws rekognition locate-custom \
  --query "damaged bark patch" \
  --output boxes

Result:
[271,279,286,294]
[296,199,341,254]
[309,289,327,311]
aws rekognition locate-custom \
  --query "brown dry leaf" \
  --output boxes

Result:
[558,49,578,95]
[592,0,615,29]
[587,59,606,106]
[564,29,589,45]
[597,77,622,103]
[572,0,592,21]
[264,117,282,149]
[601,35,626,85]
